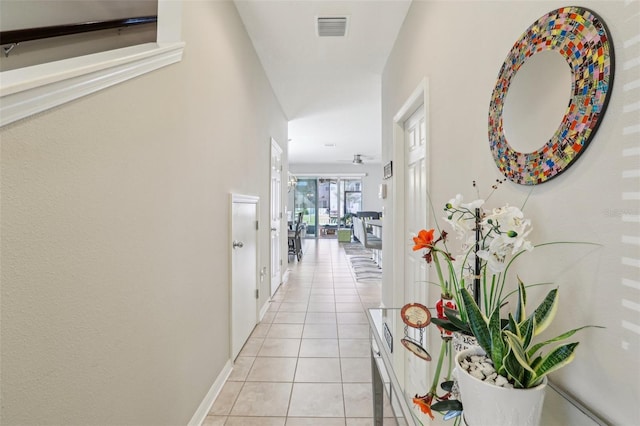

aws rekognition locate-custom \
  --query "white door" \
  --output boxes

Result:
[270,139,283,297]
[404,106,428,307]
[231,194,259,360]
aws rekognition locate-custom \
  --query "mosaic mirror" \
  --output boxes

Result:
[489,6,615,185]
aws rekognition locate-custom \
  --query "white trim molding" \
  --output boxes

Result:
[0,42,184,127]
[0,0,184,128]
[187,359,233,426]
[389,77,429,309]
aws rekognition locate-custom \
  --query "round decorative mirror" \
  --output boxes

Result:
[502,50,572,154]
[488,7,615,185]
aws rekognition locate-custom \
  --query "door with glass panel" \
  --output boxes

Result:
[293,179,317,237]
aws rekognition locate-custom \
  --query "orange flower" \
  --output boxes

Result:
[412,229,435,251]
[413,393,435,420]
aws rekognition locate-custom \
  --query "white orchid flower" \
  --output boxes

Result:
[461,198,485,210]
[446,194,484,211]
[447,194,464,209]
[443,214,474,239]
[477,236,511,273]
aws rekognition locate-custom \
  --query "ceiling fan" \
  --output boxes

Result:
[338,154,373,165]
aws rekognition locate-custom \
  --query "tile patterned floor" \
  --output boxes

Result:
[203,238,397,426]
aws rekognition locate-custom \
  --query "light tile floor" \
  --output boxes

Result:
[204,238,397,426]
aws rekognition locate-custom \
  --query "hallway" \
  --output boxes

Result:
[204,238,393,425]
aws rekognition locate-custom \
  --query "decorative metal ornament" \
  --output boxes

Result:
[400,303,432,360]
[489,6,614,185]
[400,336,431,361]
[400,303,431,328]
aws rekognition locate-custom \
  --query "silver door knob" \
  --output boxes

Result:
[232,240,244,249]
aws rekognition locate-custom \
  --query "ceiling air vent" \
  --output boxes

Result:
[317,17,348,37]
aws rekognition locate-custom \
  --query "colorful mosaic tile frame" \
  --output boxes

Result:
[488,6,614,185]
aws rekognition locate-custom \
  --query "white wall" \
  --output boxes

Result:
[0,1,287,425]
[289,162,384,213]
[381,1,639,424]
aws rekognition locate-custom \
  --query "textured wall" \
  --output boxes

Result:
[0,1,287,424]
[381,1,639,424]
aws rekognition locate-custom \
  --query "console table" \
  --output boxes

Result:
[366,307,607,426]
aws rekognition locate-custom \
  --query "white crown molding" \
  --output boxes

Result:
[0,42,184,127]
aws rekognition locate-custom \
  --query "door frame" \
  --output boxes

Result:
[229,193,260,360]
[270,138,284,297]
[390,78,429,309]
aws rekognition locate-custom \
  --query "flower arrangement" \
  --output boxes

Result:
[413,184,535,324]
[409,183,600,422]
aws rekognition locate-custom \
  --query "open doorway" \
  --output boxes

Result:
[291,177,362,239]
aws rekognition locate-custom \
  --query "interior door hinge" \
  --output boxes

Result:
[255,289,259,299]
[256,221,259,230]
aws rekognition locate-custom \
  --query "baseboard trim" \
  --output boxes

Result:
[187,359,233,426]
[259,297,271,321]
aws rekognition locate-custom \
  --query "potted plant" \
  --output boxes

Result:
[409,184,600,423]
[452,280,600,426]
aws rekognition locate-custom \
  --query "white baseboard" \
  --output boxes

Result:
[259,299,271,321]
[187,359,233,426]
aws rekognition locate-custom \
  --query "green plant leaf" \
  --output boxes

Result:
[506,314,518,335]
[440,380,455,392]
[530,355,542,371]
[526,326,599,358]
[503,331,535,374]
[531,288,559,336]
[461,288,491,355]
[431,399,463,412]
[520,315,534,348]
[489,304,505,371]
[502,349,525,388]
[431,318,469,333]
[515,278,527,323]
[443,307,473,333]
[532,342,579,384]
[443,306,460,316]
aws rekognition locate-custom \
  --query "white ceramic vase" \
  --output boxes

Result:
[455,347,547,426]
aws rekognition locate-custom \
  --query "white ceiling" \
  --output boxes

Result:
[234,0,412,165]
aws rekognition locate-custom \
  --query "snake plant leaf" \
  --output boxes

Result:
[489,304,505,371]
[532,342,579,384]
[520,315,534,348]
[515,278,527,323]
[527,326,596,358]
[531,288,559,336]
[530,355,542,371]
[507,314,518,335]
[502,348,525,388]
[461,288,491,354]
[431,399,463,412]
[503,331,536,374]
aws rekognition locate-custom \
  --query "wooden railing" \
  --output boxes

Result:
[0,16,157,46]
